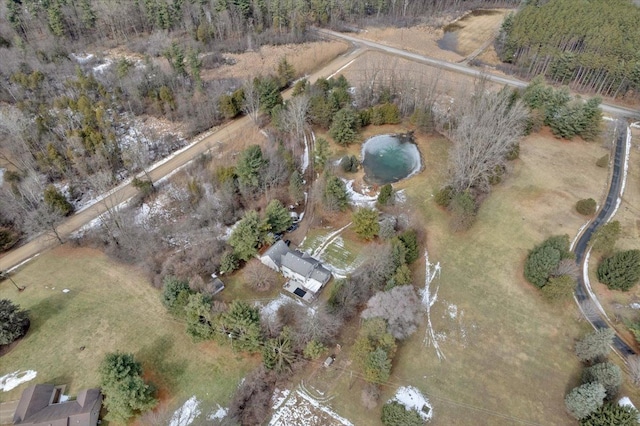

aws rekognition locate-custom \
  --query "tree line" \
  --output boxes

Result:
[497,0,640,99]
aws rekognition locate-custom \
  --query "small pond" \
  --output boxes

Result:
[361,134,421,185]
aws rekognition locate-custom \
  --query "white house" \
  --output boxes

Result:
[260,240,332,299]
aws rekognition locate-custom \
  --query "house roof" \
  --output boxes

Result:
[14,385,102,426]
[281,251,316,277]
[261,240,290,267]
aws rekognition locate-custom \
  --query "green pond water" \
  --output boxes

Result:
[361,134,421,185]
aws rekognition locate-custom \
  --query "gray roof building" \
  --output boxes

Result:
[13,384,102,426]
[260,241,331,294]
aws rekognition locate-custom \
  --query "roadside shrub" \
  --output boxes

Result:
[581,403,639,426]
[381,401,424,426]
[597,250,640,291]
[596,154,609,168]
[576,198,597,215]
[565,383,606,420]
[524,235,573,288]
[541,274,576,302]
[582,362,622,400]
[434,186,454,207]
[590,221,620,254]
[575,328,614,363]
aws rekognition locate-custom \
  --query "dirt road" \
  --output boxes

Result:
[0,47,365,272]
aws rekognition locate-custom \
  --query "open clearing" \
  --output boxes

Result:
[0,247,259,420]
[447,9,510,57]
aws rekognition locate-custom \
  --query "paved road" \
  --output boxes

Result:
[0,47,365,272]
[573,120,636,357]
[315,28,640,120]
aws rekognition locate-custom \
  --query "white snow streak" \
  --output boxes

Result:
[0,370,37,392]
[311,223,352,258]
[301,134,310,174]
[419,250,444,360]
[341,179,378,207]
[207,405,228,420]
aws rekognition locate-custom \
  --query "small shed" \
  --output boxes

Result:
[323,356,335,368]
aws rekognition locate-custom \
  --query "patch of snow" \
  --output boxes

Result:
[327,59,356,80]
[630,303,640,310]
[170,396,201,426]
[419,250,445,361]
[269,388,354,426]
[207,405,227,420]
[0,168,4,186]
[447,304,457,319]
[271,388,291,410]
[301,134,310,174]
[0,370,37,392]
[62,289,70,293]
[341,179,378,207]
[59,394,70,402]
[618,396,637,409]
[391,386,433,422]
[259,295,299,321]
[70,53,94,64]
[394,189,406,204]
[92,58,113,74]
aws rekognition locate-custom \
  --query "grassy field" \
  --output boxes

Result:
[284,126,635,425]
[0,247,259,423]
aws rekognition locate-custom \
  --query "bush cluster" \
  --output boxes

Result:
[524,235,574,289]
[597,250,640,291]
[576,198,597,215]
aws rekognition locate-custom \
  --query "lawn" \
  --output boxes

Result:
[285,128,628,425]
[0,247,259,423]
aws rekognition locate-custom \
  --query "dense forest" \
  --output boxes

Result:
[497,0,640,99]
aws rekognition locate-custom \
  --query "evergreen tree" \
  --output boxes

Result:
[323,174,349,211]
[229,210,264,261]
[288,170,304,204]
[381,401,424,426]
[590,221,620,254]
[264,199,292,234]
[313,137,330,170]
[329,108,359,146]
[582,362,622,400]
[236,145,267,189]
[43,186,73,216]
[185,293,214,341]
[565,383,606,420]
[99,353,157,423]
[575,328,615,363]
[353,208,379,240]
[581,403,639,426]
[597,250,640,291]
[377,184,393,206]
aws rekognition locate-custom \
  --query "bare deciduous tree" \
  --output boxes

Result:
[361,285,422,340]
[442,80,528,193]
[242,79,261,125]
[243,260,278,292]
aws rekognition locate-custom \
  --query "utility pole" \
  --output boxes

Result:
[0,270,25,292]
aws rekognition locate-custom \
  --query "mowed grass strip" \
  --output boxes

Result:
[322,132,615,425]
[0,247,258,416]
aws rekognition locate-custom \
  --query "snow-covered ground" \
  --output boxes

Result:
[269,388,353,426]
[169,396,228,425]
[0,370,37,392]
[390,386,433,422]
[341,179,378,207]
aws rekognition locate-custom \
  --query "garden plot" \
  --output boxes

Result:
[269,386,353,426]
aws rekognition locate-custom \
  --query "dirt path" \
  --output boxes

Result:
[0,47,366,272]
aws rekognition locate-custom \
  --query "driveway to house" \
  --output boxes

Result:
[0,47,366,273]
[314,28,640,120]
[573,120,636,358]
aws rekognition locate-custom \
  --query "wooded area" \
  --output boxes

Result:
[497,0,640,99]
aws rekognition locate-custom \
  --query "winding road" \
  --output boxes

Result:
[573,120,636,358]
